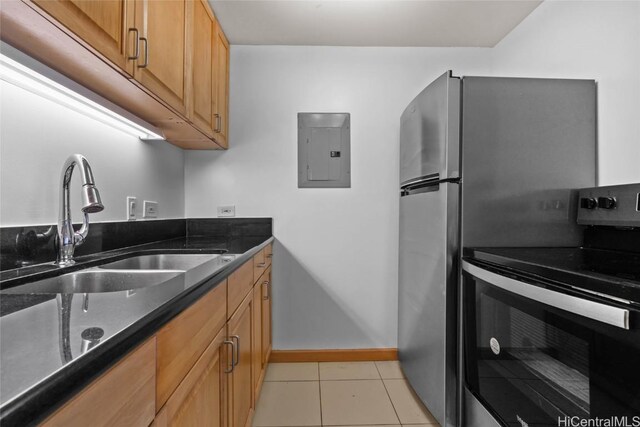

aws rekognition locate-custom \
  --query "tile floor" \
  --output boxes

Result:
[253,361,440,427]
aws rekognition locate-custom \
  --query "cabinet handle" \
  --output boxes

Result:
[266,254,273,259]
[214,113,221,133]
[223,340,235,373]
[137,37,149,68]
[127,28,139,60]
[231,335,240,366]
[262,280,269,300]
[257,263,266,268]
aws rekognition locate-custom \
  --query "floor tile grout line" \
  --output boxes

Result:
[374,360,383,379]
[381,377,403,426]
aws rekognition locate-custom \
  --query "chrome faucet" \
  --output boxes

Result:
[56,154,104,266]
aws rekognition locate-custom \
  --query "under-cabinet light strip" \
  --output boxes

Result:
[0,46,164,141]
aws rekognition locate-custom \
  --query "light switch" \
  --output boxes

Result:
[126,197,137,221]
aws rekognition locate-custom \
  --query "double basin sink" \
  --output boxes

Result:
[3,254,222,294]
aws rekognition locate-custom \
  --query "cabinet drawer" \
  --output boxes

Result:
[42,338,156,427]
[157,281,227,410]
[228,260,253,319]
[253,249,267,284]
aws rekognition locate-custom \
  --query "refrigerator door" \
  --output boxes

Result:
[400,71,460,187]
[398,182,459,427]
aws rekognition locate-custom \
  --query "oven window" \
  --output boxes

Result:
[465,273,640,427]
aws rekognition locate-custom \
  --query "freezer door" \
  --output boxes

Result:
[400,71,460,186]
[398,182,459,427]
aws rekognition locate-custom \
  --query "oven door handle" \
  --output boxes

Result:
[462,261,630,330]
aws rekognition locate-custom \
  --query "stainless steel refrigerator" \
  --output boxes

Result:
[398,71,596,427]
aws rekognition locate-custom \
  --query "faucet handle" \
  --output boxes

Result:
[73,212,91,247]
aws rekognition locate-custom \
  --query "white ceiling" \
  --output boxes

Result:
[208,0,542,47]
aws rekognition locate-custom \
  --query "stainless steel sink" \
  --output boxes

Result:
[2,269,182,294]
[99,254,219,271]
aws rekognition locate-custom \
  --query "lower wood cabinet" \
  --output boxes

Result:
[42,338,156,427]
[252,282,263,401]
[153,327,228,427]
[39,247,273,427]
[156,280,227,409]
[228,292,254,427]
[261,267,273,365]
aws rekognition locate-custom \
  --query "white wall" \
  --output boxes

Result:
[489,0,640,186]
[0,80,185,226]
[185,1,640,350]
[185,47,491,349]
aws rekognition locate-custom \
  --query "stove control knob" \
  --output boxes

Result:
[597,196,616,209]
[580,197,598,209]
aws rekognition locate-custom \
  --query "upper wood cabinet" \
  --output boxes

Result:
[32,0,135,76]
[3,0,230,149]
[188,0,216,137]
[213,22,230,148]
[133,0,187,116]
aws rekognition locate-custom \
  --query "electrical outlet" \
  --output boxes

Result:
[143,200,158,218]
[217,205,235,217]
[126,197,137,220]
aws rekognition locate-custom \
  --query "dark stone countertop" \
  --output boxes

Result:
[0,235,274,427]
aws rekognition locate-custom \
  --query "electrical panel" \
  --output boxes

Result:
[298,113,351,188]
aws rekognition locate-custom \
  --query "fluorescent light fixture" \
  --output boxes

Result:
[0,43,164,140]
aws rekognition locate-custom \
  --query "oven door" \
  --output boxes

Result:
[462,260,640,427]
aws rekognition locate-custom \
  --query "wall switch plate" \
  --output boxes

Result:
[143,200,158,218]
[217,205,235,217]
[126,197,137,221]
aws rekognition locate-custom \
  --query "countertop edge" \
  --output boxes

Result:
[0,236,274,427]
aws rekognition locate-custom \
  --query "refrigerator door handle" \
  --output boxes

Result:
[462,261,630,330]
[401,173,440,190]
[401,176,460,197]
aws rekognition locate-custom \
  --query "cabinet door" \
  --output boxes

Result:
[153,328,228,427]
[188,0,215,136]
[261,267,272,365]
[32,0,135,75]
[228,293,253,427]
[134,0,187,115]
[252,283,263,398]
[156,281,227,409]
[213,20,229,148]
